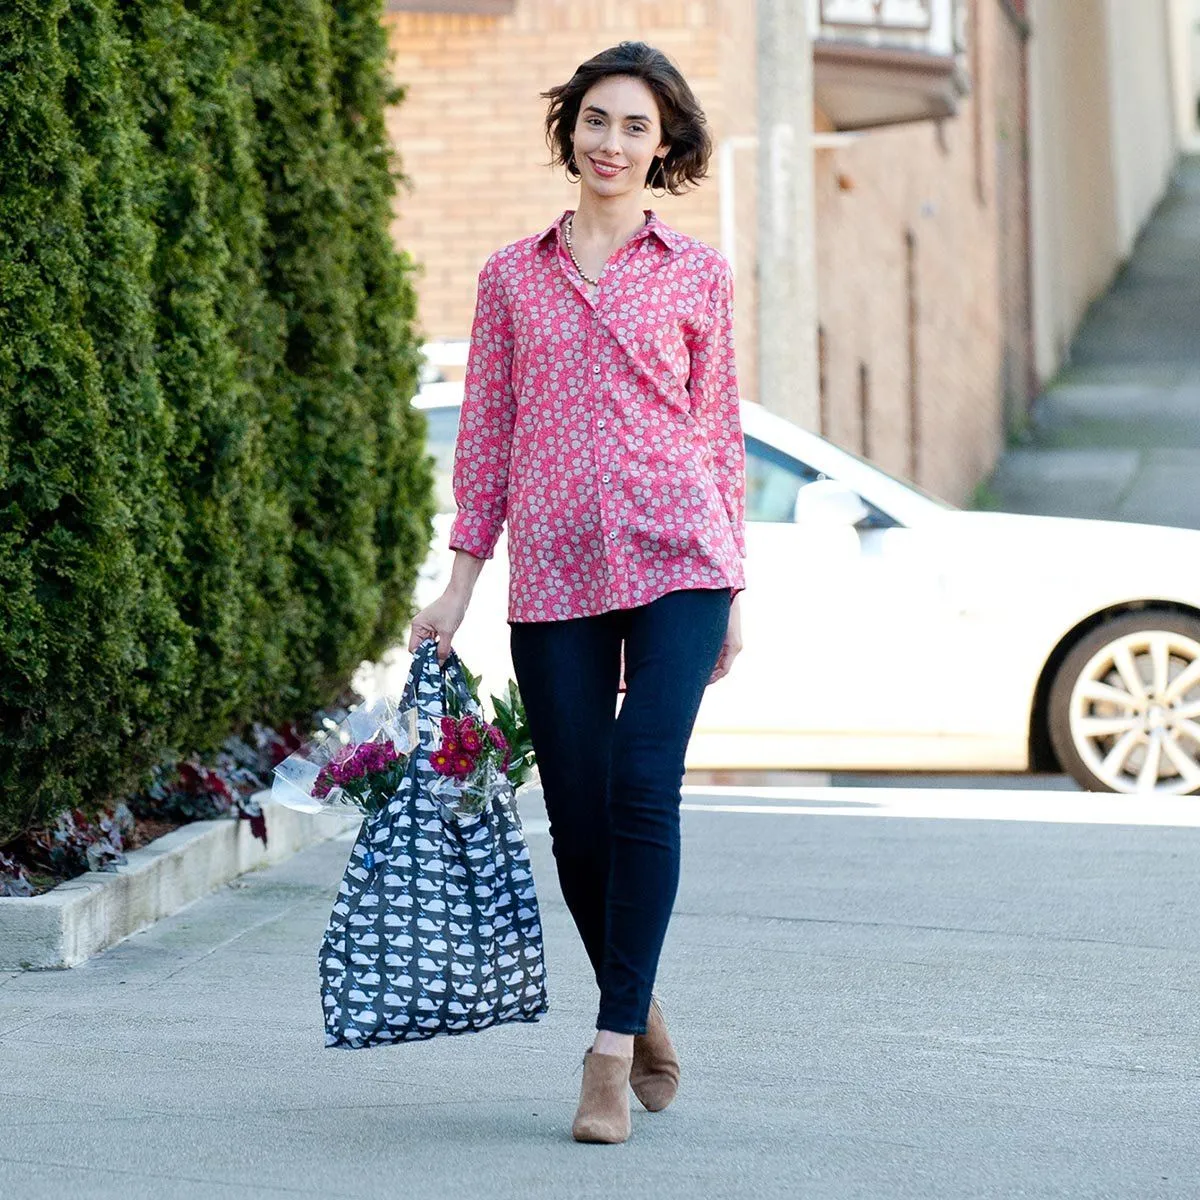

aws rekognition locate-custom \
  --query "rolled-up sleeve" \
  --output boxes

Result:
[448,256,516,560]
[688,258,747,559]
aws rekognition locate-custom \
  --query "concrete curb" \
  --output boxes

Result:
[0,794,359,970]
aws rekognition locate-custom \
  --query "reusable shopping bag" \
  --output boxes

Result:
[318,638,549,1047]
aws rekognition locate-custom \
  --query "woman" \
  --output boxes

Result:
[407,41,746,1144]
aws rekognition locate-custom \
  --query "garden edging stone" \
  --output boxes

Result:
[0,793,358,969]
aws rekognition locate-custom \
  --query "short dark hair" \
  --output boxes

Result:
[541,42,713,195]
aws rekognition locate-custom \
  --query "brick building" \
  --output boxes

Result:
[381,0,1176,506]
[383,1,759,400]
[808,0,1032,501]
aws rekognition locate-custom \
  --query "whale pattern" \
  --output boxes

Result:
[319,639,549,1047]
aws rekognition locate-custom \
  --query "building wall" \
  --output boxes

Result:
[383,0,1031,507]
[382,1,755,388]
[1027,0,1177,380]
[992,0,1035,429]
[1104,0,1177,255]
[812,0,1029,504]
[1167,0,1200,151]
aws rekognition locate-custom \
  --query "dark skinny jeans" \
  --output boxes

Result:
[509,586,731,1035]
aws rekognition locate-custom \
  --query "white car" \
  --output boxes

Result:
[409,384,1200,795]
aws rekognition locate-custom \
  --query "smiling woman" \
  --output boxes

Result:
[541,41,712,198]
[404,39,746,1146]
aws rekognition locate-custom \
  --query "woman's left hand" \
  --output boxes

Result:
[707,593,743,685]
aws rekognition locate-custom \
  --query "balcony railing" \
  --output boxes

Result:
[810,0,969,131]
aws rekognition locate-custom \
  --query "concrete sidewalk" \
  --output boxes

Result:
[3,786,1199,1199]
[989,155,1200,529]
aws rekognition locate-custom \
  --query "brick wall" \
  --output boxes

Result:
[813,0,1029,504]
[383,0,1030,507]
[383,2,738,344]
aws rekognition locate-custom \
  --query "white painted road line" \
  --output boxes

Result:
[679,786,1200,828]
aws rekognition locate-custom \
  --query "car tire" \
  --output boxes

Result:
[1048,611,1200,795]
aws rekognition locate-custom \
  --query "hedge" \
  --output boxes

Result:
[0,0,434,842]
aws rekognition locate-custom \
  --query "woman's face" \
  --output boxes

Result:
[570,74,670,198]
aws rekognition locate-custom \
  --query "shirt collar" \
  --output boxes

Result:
[536,209,685,254]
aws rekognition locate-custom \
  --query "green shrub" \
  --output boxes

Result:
[0,0,433,842]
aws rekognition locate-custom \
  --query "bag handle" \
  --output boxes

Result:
[406,637,481,720]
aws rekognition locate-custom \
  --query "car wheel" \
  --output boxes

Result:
[1048,612,1200,794]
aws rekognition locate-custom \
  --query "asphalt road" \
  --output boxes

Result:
[2,785,1198,1199]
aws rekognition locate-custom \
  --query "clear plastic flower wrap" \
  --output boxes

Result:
[423,665,537,826]
[271,696,420,816]
[425,712,511,823]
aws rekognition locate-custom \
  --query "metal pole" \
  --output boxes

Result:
[756,0,819,428]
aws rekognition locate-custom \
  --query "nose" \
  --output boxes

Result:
[599,126,622,156]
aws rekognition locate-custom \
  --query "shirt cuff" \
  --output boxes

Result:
[448,510,502,560]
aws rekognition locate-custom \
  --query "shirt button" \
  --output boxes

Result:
[592,364,601,374]
[597,420,605,429]
[602,473,611,483]
[609,530,618,540]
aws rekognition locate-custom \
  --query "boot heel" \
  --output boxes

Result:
[630,995,680,1112]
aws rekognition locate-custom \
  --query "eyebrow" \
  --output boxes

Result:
[582,105,653,123]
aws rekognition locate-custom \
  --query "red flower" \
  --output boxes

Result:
[453,753,474,779]
[440,715,458,739]
[460,727,483,753]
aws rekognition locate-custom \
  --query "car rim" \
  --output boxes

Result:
[1068,630,1200,794]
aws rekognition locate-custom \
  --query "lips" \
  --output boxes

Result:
[587,157,627,178]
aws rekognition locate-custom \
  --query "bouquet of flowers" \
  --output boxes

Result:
[271,696,420,817]
[428,666,537,822]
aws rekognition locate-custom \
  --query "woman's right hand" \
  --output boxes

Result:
[407,589,469,666]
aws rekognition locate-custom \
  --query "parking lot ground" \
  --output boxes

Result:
[3,784,1197,1200]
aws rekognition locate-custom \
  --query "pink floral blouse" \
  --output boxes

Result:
[448,208,747,623]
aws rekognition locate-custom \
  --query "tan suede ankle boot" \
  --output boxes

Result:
[630,995,680,1112]
[571,1049,633,1144]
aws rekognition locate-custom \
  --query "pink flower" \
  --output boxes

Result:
[440,715,458,739]
[460,727,483,754]
[486,724,507,752]
[431,749,457,777]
